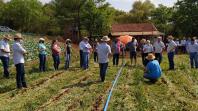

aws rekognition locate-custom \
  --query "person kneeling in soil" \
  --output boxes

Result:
[144,53,162,83]
[97,36,111,82]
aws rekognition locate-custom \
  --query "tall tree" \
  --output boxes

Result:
[173,0,198,37]
[130,0,155,23]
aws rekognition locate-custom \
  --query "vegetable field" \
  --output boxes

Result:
[0,36,198,111]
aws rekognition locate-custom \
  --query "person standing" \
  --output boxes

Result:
[82,37,92,70]
[144,53,162,83]
[93,39,99,63]
[0,35,11,78]
[112,38,121,66]
[13,33,28,89]
[97,36,111,82]
[167,35,177,70]
[65,39,72,70]
[126,38,138,66]
[186,38,198,68]
[181,38,186,53]
[51,40,61,70]
[38,38,47,72]
[153,37,165,64]
[143,40,153,66]
[140,39,146,66]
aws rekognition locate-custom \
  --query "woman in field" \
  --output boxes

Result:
[144,53,162,83]
[51,39,61,70]
[38,38,47,72]
[65,39,72,70]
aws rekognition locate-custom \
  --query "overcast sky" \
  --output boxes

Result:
[5,0,177,12]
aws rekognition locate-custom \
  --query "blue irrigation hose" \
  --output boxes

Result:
[103,61,126,111]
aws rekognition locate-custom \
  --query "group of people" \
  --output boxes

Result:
[1,33,198,89]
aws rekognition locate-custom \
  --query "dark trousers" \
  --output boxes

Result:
[80,50,83,68]
[143,53,149,66]
[168,52,175,70]
[0,56,9,78]
[155,53,162,64]
[39,54,46,72]
[99,63,108,82]
[52,54,60,70]
[65,54,71,69]
[94,52,98,63]
[15,63,27,88]
[189,52,198,68]
[83,52,89,69]
[113,53,120,66]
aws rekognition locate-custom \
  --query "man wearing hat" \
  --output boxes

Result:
[153,36,165,64]
[13,33,28,89]
[0,34,11,78]
[144,53,162,83]
[79,37,88,68]
[143,40,153,66]
[97,36,111,82]
[167,35,177,70]
[38,38,47,72]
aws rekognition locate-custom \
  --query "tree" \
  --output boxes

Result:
[130,0,155,23]
[151,4,174,35]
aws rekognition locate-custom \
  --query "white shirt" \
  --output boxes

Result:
[143,44,153,53]
[167,40,177,53]
[97,43,111,63]
[181,40,186,46]
[0,40,10,57]
[79,41,85,50]
[13,42,27,65]
[82,42,92,53]
[153,41,165,53]
[187,43,198,53]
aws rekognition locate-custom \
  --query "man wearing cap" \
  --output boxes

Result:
[97,36,111,82]
[81,37,92,70]
[144,53,162,83]
[38,38,47,72]
[167,35,177,70]
[153,37,165,64]
[0,35,11,78]
[13,33,28,89]
[186,38,198,68]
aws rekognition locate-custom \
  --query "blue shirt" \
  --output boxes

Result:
[146,60,162,79]
[38,43,47,55]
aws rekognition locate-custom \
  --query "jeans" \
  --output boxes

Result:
[189,52,198,68]
[80,50,83,68]
[113,53,120,66]
[168,52,175,70]
[0,56,10,78]
[144,73,158,83]
[39,54,46,72]
[155,53,162,64]
[94,52,98,63]
[99,63,108,82]
[52,54,60,70]
[65,54,71,69]
[83,52,89,69]
[15,63,27,88]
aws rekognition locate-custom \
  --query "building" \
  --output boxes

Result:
[110,23,164,42]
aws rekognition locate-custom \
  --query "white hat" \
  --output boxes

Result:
[101,36,110,42]
[14,33,23,39]
[39,38,45,41]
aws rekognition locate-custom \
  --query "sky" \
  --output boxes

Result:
[5,0,177,12]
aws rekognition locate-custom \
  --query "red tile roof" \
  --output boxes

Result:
[111,23,158,32]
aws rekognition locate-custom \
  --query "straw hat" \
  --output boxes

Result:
[14,33,23,39]
[167,35,174,40]
[39,38,45,41]
[146,40,151,44]
[66,39,71,42]
[3,34,12,41]
[140,39,146,44]
[157,36,162,39]
[146,53,156,60]
[83,37,89,41]
[101,36,110,42]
